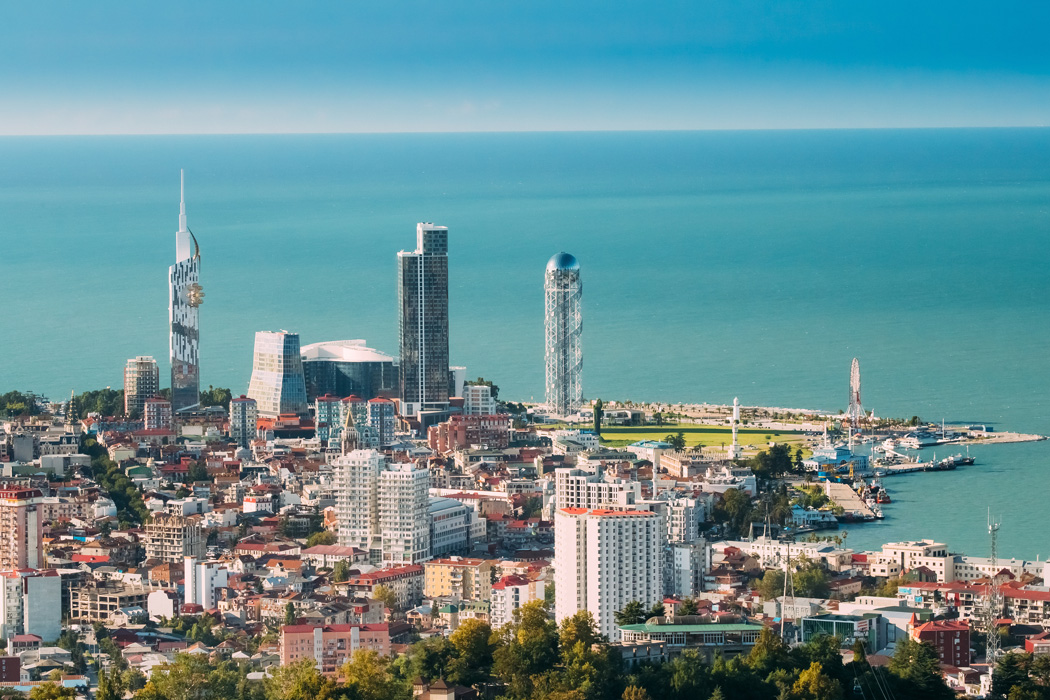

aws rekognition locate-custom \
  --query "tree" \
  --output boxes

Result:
[678,598,699,616]
[332,560,350,582]
[306,530,337,548]
[560,610,601,651]
[665,432,687,451]
[746,627,791,677]
[28,684,74,700]
[647,602,665,620]
[136,654,239,700]
[284,602,297,625]
[887,637,955,700]
[187,461,210,483]
[372,584,398,612]
[408,636,455,684]
[448,619,495,686]
[491,600,559,700]
[614,601,646,627]
[593,399,604,436]
[622,686,651,700]
[792,662,842,700]
[99,520,113,538]
[263,658,333,700]
[199,386,233,409]
[341,649,409,700]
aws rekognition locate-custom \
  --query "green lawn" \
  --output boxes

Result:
[594,423,807,449]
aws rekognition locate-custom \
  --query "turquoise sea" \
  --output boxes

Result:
[1,130,1048,558]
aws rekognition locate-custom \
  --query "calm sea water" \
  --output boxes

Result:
[1,130,1048,558]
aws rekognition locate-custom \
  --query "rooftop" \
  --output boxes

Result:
[300,339,394,364]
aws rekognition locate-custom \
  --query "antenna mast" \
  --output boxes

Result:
[984,510,1002,679]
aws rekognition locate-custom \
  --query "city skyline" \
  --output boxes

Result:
[2,2,1049,135]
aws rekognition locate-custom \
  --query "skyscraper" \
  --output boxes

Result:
[169,170,203,412]
[398,223,450,417]
[246,331,308,417]
[554,507,662,641]
[124,355,160,417]
[545,252,583,416]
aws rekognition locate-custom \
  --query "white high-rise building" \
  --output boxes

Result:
[247,331,308,417]
[334,449,385,557]
[544,252,582,416]
[183,556,229,610]
[554,508,662,641]
[229,396,258,449]
[169,170,203,413]
[378,463,431,566]
[333,450,430,566]
[464,384,497,416]
[124,356,160,417]
[554,467,640,511]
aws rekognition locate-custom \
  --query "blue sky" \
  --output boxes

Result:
[1,1,1048,134]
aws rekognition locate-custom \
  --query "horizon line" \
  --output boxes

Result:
[1,124,1048,138]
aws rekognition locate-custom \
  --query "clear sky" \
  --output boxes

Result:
[2,1,1048,134]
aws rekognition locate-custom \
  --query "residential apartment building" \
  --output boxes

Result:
[344,565,425,610]
[868,540,951,580]
[143,397,172,431]
[554,508,662,641]
[428,414,511,453]
[428,497,479,557]
[660,450,706,479]
[334,450,430,566]
[463,384,496,415]
[378,463,431,566]
[229,396,258,449]
[124,356,160,417]
[367,398,396,447]
[281,623,392,675]
[183,557,229,610]
[144,513,205,564]
[423,558,494,601]
[554,467,641,511]
[491,574,547,629]
[0,570,61,643]
[0,488,44,570]
[911,619,970,668]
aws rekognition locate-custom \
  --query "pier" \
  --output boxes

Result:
[823,479,878,520]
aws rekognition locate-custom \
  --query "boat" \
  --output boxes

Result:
[877,491,891,504]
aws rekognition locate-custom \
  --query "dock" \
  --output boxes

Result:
[823,480,878,520]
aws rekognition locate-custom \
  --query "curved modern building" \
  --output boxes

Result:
[247,330,308,417]
[300,339,397,402]
[545,252,583,416]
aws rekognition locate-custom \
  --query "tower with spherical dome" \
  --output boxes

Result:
[545,252,582,416]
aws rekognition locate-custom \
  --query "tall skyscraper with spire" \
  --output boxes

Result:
[169,170,203,412]
[397,223,450,417]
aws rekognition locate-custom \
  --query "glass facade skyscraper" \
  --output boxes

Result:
[169,170,203,412]
[397,223,450,417]
[246,330,308,417]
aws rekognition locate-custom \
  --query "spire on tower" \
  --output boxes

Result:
[178,169,188,233]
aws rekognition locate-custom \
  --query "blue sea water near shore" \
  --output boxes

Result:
[1,129,1048,558]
